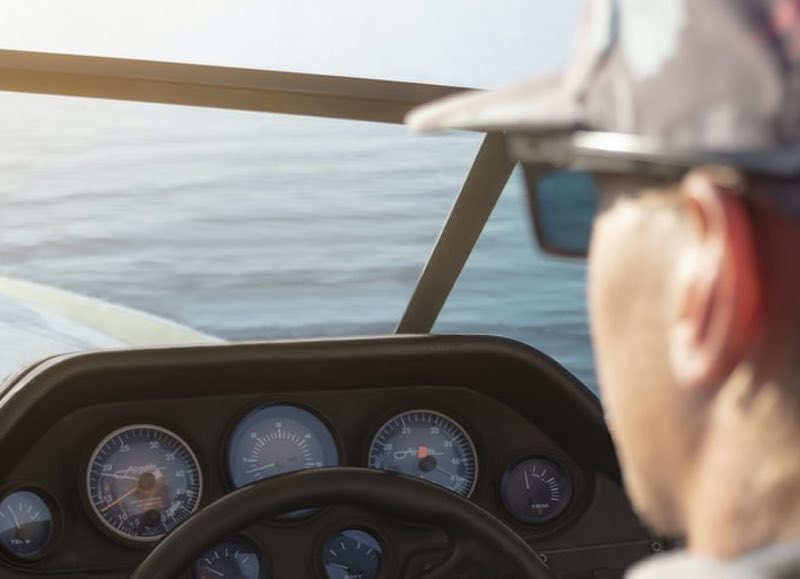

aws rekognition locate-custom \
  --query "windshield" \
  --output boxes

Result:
[0,0,581,86]
[0,2,596,392]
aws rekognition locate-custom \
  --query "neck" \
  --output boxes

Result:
[684,373,800,558]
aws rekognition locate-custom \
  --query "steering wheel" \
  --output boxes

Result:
[130,467,554,579]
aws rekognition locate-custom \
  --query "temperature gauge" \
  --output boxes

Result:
[499,457,573,524]
[0,489,57,561]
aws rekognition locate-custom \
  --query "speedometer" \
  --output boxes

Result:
[85,425,202,543]
[368,410,478,497]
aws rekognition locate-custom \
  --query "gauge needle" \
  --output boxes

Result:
[101,486,138,513]
[329,563,350,571]
[417,446,428,458]
[245,463,276,474]
[436,466,455,478]
[8,506,21,530]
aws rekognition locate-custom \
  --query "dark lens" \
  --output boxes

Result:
[526,169,598,256]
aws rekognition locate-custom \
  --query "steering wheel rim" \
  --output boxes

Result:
[130,467,554,579]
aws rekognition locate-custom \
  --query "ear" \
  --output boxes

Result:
[669,169,762,390]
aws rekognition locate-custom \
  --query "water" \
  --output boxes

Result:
[0,2,596,392]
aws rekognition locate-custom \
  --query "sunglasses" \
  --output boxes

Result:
[507,131,800,257]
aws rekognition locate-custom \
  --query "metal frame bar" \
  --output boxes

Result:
[396,134,515,334]
[0,49,511,334]
[0,50,465,124]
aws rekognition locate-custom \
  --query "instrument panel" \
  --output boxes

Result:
[0,335,655,578]
[70,401,576,573]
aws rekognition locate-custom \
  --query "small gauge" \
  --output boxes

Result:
[500,457,573,524]
[322,529,383,579]
[368,410,478,497]
[226,404,339,488]
[193,536,265,579]
[86,425,203,543]
[0,489,56,560]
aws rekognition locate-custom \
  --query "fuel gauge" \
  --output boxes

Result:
[0,488,57,561]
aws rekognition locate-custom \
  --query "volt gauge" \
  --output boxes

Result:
[193,536,265,579]
[322,529,383,579]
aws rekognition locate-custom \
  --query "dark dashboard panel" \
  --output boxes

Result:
[0,334,655,578]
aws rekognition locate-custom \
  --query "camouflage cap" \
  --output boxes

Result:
[406,0,800,150]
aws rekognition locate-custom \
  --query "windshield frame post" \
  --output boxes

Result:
[396,133,515,334]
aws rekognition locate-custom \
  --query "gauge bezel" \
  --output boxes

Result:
[221,399,343,492]
[315,524,390,579]
[189,534,268,579]
[220,398,343,523]
[0,482,62,564]
[496,453,580,528]
[366,409,480,499]
[84,423,204,546]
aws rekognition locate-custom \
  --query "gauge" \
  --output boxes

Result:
[368,410,478,497]
[193,536,265,579]
[86,425,203,543]
[499,457,573,524]
[226,404,339,488]
[0,489,56,560]
[322,529,383,579]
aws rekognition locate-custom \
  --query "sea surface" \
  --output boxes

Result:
[0,2,596,392]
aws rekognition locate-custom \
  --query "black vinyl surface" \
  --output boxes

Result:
[0,334,655,578]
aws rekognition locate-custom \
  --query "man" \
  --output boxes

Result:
[407,0,800,577]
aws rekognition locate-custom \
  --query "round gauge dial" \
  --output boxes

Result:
[500,457,573,524]
[368,410,478,497]
[0,489,56,560]
[193,536,265,579]
[226,404,339,489]
[322,529,383,579]
[86,425,203,543]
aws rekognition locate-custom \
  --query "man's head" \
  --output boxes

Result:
[590,163,800,544]
[406,0,800,552]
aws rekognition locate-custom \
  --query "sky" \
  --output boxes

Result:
[0,1,583,87]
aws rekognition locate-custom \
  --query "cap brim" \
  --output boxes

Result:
[404,72,581,134]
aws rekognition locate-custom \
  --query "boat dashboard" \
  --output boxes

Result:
[0,335,657,578]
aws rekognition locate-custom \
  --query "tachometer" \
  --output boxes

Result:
[86,425,203,543]
[226,404,339,489]
[368,410,478,497]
